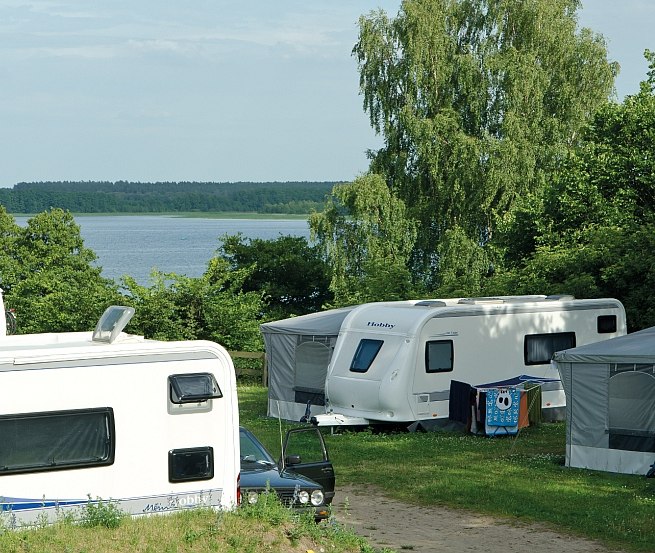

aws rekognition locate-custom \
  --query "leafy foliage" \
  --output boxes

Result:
[0,207,266,347]
[353,0,616,287]
[0,207,120,333]
[219,234,332,319]
[488,51,655,329]
[0,181,334,214]
[79,497,126,529]
[310,173,418,305]
[121,258,265,350]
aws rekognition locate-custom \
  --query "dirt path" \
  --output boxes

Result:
[333,485,625,553]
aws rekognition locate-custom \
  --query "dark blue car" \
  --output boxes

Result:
[238,426,335,520]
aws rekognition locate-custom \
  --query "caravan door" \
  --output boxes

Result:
[411,334,457,420]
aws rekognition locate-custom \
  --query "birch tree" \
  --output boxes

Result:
[354,0,617,287]
[310,173,418,305]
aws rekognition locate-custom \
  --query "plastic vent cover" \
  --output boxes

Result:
[92,306,135,343]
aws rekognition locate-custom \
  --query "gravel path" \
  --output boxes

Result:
[333,484,626,553]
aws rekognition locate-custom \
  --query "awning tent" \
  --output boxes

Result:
[553,327,655,475]
[260,307,353,421]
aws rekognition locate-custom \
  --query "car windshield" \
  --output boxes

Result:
[239,429,277,467]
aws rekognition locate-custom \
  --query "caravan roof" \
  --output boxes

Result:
[339,297,622,337]
[0,331,227,369]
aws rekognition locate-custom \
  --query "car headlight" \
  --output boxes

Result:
[246,491,259,505]
[297,490,310,504]
[310,490,324,506]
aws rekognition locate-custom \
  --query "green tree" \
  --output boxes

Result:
[354,0,616,288]
[0,206,21,290]
[0,209,120,333]
[487,52,655,329]
[310,173,418,305]
[121,258,264,351]
[219,234,332,319]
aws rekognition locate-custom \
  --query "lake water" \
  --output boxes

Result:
[14,215,311,284]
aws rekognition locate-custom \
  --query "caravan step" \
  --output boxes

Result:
[311,413,370,427]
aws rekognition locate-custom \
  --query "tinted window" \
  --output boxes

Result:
[597,315,617,334]
[239,429,275,465]
[350,339,383,373]
[524,332,576,365]
[169,373,222,404]
[425,340,454,373]
[284,428,328,464]
[168,447,214,482]
[0,408,114,474]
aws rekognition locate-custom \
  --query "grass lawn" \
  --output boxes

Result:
[1,384,650,552]
[239,385,655,552]
[0,501,374,553]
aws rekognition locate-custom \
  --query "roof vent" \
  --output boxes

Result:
[545,295,575,301]
[92,306,135,344]
[414,300,447,307]
[457,297,504,305]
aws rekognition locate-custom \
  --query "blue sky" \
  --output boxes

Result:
[0,1,652,186]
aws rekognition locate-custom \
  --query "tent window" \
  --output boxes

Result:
[611,363,655,377]
[350,339,383,373]
[298,335,333,347]
[294,341,331,393]
[608,366,655,452]
[524,332,575,365]
[597,315,617,334]
[425,340,454,373]
[0,408,115,474]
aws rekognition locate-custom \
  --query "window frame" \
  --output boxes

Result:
[169,372,222,405]
[425,340,454,373]
[524,332,576,366]
[168,446,214,483]
[0,407,115,475]
[349,339,384,373]
[597,315,618,334]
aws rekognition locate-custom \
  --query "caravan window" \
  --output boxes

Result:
[524,332,576,365]
[168,446,214,482]
[425,340,454,373]
[169,373,222,404]
[0,408,115,474]
[350,339,383,373]
[597,315,617,334]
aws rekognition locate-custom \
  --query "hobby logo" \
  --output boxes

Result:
[367,321,395,329]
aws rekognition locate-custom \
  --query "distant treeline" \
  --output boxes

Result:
[0,180,338,214]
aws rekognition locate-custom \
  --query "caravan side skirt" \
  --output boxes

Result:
[0,489,226,528]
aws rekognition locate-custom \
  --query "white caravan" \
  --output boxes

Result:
[312,296,626,427]
[0,305,239,528]
[0,288,6,338]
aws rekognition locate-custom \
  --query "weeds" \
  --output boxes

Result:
[79,496,125,529]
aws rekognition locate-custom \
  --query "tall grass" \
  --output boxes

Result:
[0,495,380,553]
[240,385,655,552]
